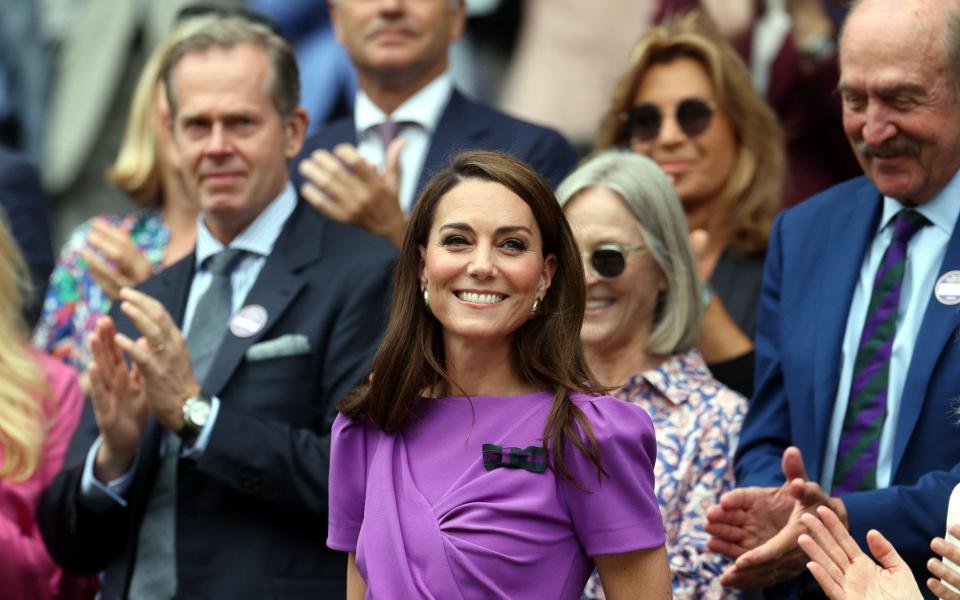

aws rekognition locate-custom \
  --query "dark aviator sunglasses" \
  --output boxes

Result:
[621,97,715,143]
[583,244,646,279]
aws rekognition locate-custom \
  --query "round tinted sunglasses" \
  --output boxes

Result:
[582,244,646,279]
[621,98,715,143]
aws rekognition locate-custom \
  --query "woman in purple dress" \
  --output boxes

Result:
[328,150,672,598]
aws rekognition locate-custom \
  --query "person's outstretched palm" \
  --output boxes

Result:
[798,506,922,600]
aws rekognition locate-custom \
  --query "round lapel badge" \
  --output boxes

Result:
[230,304,268,337]
[935,271,960,306]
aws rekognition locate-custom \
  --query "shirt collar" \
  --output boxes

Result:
[880,168,960,236]
[194,183,296,269]
[354,72,453,136]
[621,347,714,406]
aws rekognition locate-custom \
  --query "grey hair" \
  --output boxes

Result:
[160,16,300,120]
[556,150,703,355]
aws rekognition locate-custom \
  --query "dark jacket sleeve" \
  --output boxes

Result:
[37,395,132,574]
[0,147,54,327]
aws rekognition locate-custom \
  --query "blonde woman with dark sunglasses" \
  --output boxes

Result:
[595,11,787,399]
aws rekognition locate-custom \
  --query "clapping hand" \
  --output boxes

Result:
[113,287,200,431]
[798,506,922,600]
[81,218,154,301]
[928,524,960,600]
[89,317,148,481]
[706,446,843,588]
[298,141,407,246]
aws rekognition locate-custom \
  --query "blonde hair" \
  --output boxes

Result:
[107,16,218,207]
[0,212,49,482]
[595,11,785,255]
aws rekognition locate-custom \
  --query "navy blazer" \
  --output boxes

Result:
[292,88,579,196]
[0,144,53,327]
[736,176,960,594]
[39,200,397,599]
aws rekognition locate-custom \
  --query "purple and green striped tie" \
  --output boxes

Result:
[833,209,929,495]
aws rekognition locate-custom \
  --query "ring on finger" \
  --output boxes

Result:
[150,341,166,354]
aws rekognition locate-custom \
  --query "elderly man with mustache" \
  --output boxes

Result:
[292,0,577,247]
[704,0,960,597]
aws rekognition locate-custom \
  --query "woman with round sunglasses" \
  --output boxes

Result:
[558,150,747,600]
[595,11,786,399]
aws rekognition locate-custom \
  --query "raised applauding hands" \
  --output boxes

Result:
[799,506,960,600]
[298,140,408,246]
[706,446,845,588]
[88,288,201,481]
[89,316,148,482]
[81,218,154,301]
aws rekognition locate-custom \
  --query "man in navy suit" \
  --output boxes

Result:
[39,18,395,598]
[705,0,960,595]
[0,144,53,327]
[294,0,578,246]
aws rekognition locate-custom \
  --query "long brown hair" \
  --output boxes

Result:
[339,150,605,484]
[595,10,784,255]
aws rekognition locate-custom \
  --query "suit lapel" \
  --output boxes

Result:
[155,256,195,329]
[415,91,489,195]
[811,181,883,472]
[893,211,960,474]
[201,202,323,396]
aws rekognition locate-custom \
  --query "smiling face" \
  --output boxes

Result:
[331,0,464,89]
[419,179,556,353]
[839,1,960,205]
[629,57,738,212]
[169,43,306,244]
[563,186,666,354]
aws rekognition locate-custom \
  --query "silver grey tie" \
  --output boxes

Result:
[129,248,244,598]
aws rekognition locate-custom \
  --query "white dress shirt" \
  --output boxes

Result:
[354,72,453,212]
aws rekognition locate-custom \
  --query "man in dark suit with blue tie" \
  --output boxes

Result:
[294,0,578,247]
[704,0,960,596]
[38,17,395,598]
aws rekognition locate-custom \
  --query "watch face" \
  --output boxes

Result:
[186,398,211,427]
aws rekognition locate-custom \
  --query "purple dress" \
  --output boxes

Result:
[328,391,665,599]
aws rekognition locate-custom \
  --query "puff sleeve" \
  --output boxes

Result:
[559,394,665,556]
[327,413,370,552]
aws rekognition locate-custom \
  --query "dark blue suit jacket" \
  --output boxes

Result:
[736,176,960,595]
[292,89,579,196]
[39,200,397,599]
[0,144,53,327]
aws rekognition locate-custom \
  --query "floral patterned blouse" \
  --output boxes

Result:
[582,348,746,600]
[32,210,169,371]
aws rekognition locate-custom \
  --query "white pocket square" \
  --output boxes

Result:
[245,334,311,361]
